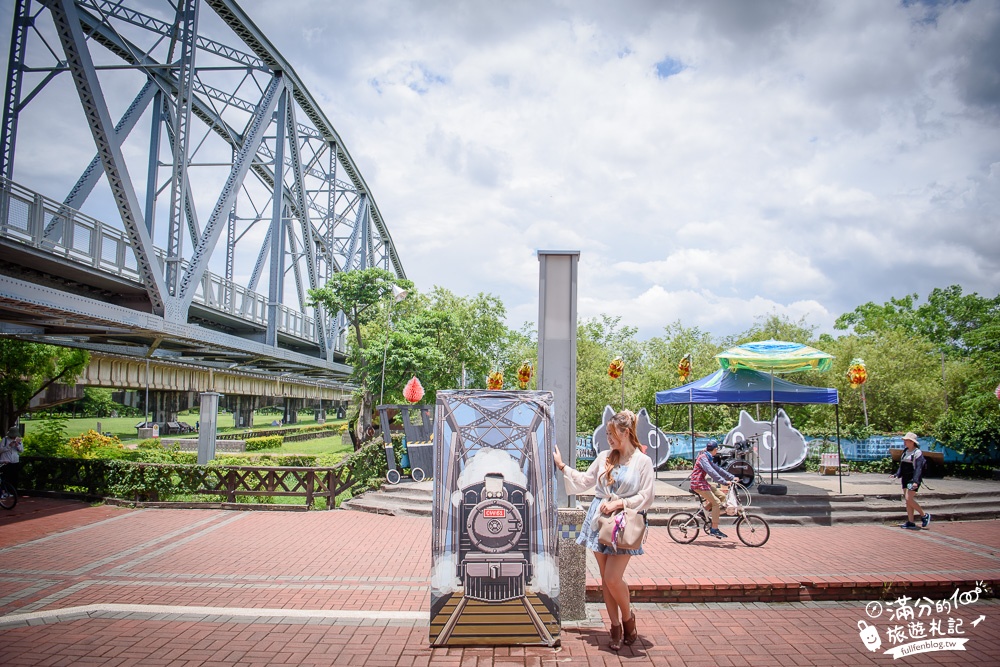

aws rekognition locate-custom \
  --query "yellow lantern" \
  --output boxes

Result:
[487,370,504,390]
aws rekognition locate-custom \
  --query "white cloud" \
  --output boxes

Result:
[3,0,998,342]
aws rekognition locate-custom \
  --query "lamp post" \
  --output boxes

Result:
[379,285,408,407]
[144,359,150,428]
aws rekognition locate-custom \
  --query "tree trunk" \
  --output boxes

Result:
[0,394,20,436]
[354,389,374,448]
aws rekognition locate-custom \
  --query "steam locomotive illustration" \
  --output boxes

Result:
[459,472,532,602]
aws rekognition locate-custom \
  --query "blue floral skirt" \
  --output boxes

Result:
[577,496,644,556]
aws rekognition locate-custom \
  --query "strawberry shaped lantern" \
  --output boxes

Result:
[403,376,424,403]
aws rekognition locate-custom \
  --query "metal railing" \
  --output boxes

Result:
[0,177,318,343]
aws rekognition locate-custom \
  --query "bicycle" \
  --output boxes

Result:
[666,481,770,547]
[0,463,17,510]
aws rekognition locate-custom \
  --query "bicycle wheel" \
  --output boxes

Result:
[667,512,700,544]
[0,480,16,510]
[736,513,770,547]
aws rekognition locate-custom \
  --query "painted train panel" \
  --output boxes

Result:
[430,390,559,647]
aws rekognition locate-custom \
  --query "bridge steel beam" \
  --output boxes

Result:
[0,273,352,378]
[42,0,168,314]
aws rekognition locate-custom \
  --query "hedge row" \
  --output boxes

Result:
[245,435,283,451]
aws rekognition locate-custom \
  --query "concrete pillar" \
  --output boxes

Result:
[537,250,579,508]
[150,391,180,424]
[283,397,299,424]
[197,392,220,465]
[231,395,256,429]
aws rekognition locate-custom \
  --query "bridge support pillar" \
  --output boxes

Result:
[148,391,196,425]
[197,392,220,465]
[231,395,257,429]
[150,391,180,424]
[283,398,300,425]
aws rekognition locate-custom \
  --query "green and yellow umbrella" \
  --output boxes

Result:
[716,339,833,374]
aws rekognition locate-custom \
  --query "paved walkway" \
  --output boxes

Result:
[2,496,1000,665]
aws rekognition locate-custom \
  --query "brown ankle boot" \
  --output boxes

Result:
[609,623,623,651]
[623,611,638,645]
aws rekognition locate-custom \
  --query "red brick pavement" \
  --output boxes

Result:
[1,500,998,666]
[3,602,999,666]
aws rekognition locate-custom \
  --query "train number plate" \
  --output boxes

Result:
[483,508,506,518]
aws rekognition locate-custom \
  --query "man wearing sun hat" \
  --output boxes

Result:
[889,432,930,530]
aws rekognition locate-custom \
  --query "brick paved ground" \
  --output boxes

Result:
[2,496,999,666]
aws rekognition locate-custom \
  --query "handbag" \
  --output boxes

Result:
[724,485,739,516]
[594,495,648,551]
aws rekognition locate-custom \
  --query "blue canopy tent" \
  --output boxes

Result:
[654,368,845,492]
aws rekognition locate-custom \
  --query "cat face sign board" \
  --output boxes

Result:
[724,408,808,472]
[592,405,671,468]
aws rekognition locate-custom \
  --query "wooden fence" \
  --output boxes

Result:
[20,439,384,509]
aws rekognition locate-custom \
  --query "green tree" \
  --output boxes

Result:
[80,387,119,418]
[834,294,921,338]
[833,286,1000,456]
[308,268,411,445]
[819,330,944,434]
[638,321,723,433]
[915,285,1000,355]
[370,288,521,406]
[425,288,515,390]
[0,340,89,433]
[576,315,642,432]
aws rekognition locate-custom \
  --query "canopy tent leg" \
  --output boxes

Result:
[770,371,776,485]
[836,403,843,494]
[689,403,695,463]
[654,403,659,481]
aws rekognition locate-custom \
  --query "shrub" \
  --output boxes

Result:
[68,430,124,458]
[122,441,195,465]
[23,418,70,457]
[245,435,283,451]
[209,454,344,467]
[850,458,897,474]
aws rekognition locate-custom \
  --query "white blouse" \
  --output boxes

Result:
[561,449,656,511]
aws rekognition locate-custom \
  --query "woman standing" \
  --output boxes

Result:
[890,432,931,530]
[553,410,655,651]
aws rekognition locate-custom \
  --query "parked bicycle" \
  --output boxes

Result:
[0,463,16,510]
[667,481,769,547]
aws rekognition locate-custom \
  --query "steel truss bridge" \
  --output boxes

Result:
[0,0,405,393]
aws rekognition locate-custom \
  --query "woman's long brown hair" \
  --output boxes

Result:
[602,409,645,486]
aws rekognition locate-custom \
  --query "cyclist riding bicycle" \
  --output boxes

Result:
[690,440,736,538]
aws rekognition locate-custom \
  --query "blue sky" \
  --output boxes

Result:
[2,0,998,340]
